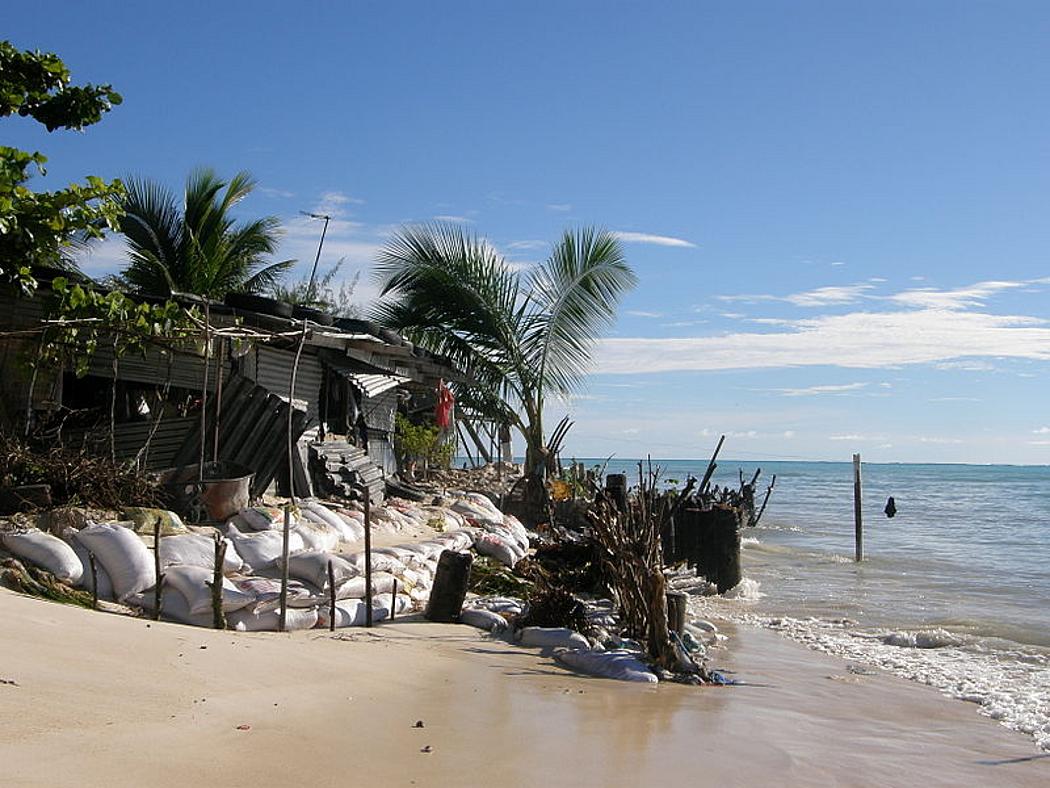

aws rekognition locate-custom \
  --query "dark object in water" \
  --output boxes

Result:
[884,496,897,518]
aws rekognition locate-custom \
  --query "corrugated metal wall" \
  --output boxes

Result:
[252,346,324,419]
[87,344,230,393]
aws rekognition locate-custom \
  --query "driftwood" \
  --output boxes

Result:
[748,474,776,528]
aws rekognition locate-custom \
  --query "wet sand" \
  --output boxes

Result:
[2,588,1047,787]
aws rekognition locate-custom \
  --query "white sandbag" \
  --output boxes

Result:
[158,533,243,574]
[371,593,412,619]
[163,565,256,616]
[74,522,154,600]
[226,525,304,572]
[129,586,216,628]
[2,529,83,583]
[436,528,477,552]
[286,550,358,589]
[469,596,523,615]
[459,607,508,633]
[474,533,519,567]
[517,627,590,650]
[374,546,426,568]
[301,500,353,536]
[238,506,286,531]
[67,535,115,599]
[332,571,398,600]
[229,575,318,613]
[344,550,405,575]
[292,519,340,553]
[227,606,319,632]
[554,648,658,683]
[316,600,390,628]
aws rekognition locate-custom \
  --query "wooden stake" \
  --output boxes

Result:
[88,552,98,611]
[698,434,726,495]
[152,516,163,621]
[363,492,373,628]
[853,453,863,562]
[278,502,292,632]
[390,578,397,621]
[210,534,227,630]
[327,559,336,632]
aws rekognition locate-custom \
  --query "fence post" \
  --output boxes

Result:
[853,453,863,562]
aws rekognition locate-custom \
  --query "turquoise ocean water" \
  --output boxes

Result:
[587,458,1050,749]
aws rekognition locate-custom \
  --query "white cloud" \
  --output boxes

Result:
[546,203,572,212]
[719,283,873,307]
[929,396,982,402]
[1029,440,1050,446]
[1033,427,1050,434]
[831,261,846,267]
[888,280,1026,310]
[622,428,640,435]
[611,231,696,248]
[934,360,995,371]
[774,382,868,397]
[259,186,295,199]
[506,240,548,251]
[596,305,1050,374]
[829,434,886,442]
[433,215,473,224]
[317,190,365,210]
[626,310,664,318]
[720,312,745,319]
[918,436,964,445]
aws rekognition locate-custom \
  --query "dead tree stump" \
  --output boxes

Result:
[683,506,742,594]
[666,590,687,635]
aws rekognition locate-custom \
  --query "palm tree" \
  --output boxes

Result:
[117,168,293,298]
[373,224,636,518]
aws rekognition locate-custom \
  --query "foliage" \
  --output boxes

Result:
[0,41,124,292]
[269,257,360,316]
[117,168,293,298]
[373,225,635,497]
[467,555,533,597]
[394,413,454,473]
[43,276,199,377]
[0,432,164,509]
[519,583,587,632]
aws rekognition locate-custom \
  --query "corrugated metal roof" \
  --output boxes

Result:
[338,371,408,398]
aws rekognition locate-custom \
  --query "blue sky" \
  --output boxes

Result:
[8,2,1050,463]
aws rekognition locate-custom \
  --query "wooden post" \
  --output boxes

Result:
[211,534,227,630]
[853,453,863,562]
[363,492,373,628]
[152,517,163,621]
[327,559,336,632]
[425,550,473,622]
[698,434,726,495]
[666,590,687,635]
[390,578,397,621]
[88,552,98,611]
[278,502,292,632]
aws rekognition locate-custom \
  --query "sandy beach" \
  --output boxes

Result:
[2,588,1047,787]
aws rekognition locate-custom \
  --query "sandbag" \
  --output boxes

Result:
[67,535,115,599]
[229,575,318,613]
[292,519,340,553]
[459,607,508,633]
[286,550,358,589]
[162,564,256,616]
[332,572,398,600]
[2,529,83,583]
[123,507,188,536]
[129,586,215,628]
[238,506,286,531]
[158,533,243,574]
[226,525,304,572]
[300,500,355,540]
[74,522,154,601]
[344,550,405,575]
[474,533,520,567]
[227,606,319,632]
[316,599,390,628]
[554,648,658,683]
[517,627,590,650]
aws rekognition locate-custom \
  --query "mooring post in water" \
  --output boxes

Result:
[853,453,863,562]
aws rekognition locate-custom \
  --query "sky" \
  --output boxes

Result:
[7,1,1050,464]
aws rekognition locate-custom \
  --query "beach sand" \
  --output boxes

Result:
[2,588,1047,787]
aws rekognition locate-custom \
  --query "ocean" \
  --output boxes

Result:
[593,458,1050,751]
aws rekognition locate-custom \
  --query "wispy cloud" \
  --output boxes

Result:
[888,280,1027,310]
[506,240,548,251]
[259,186,295,199]
[829,433,886,442]
[918,436,964,445]
[611,231,696,248]
[433,215,474,224]
[596,299,1050,374]
[1034,427,1050,434]
[546,203,572,212]
[929,396,982,402]
[774,382,868,397]
[626,310,665,318]
[720,283,874,307]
